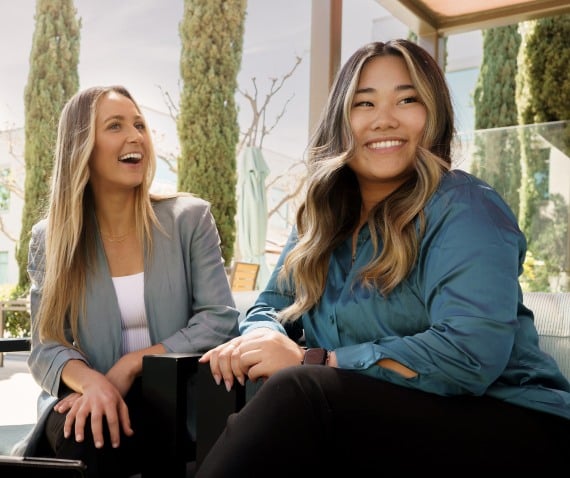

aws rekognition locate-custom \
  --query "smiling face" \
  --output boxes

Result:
[348,54,427,204]
[89,90,148,194]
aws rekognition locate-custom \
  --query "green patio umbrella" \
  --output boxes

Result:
[237,146,271,289]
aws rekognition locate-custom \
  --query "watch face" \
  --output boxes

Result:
[303,348,327,365]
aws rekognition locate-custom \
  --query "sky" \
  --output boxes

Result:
[0,0,480,163]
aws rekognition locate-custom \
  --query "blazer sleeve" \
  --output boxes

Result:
[26,220,87,397]
[152,197,240,353]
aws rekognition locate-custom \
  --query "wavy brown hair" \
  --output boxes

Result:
[34,85,171,349]
[278,39,454,322]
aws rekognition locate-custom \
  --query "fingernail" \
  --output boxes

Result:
[95,441,103,448]
[224,380,232,392]
[213,374,221,386]
[76,434,83,443]
[237,376,245,386]
[112,442,119,448]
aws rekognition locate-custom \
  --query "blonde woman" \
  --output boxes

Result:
[199,40,570,476]
[19,85,239,477]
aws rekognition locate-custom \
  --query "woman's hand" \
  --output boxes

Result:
[59,371,133,449]
[200,328,305,390]
[53,392,81,414]
[58,360,134,449]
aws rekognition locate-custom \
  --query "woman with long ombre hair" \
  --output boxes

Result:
[18,85,239,477]
[199,40,570,476]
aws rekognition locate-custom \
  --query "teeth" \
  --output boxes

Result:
[368,140,403,149]
[119,153,142,161]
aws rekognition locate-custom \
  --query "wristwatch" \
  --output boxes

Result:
[302,347,329,365]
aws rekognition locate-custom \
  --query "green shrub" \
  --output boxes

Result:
[0,284,30,337]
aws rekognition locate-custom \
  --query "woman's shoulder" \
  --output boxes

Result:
[151,194,214,231]
[433,169,503,203]
[429,168,518,223]
[152,193,211,215]
[439,168,491,191]
[31,218,48,236]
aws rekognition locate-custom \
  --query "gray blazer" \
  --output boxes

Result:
[16,195,239,455]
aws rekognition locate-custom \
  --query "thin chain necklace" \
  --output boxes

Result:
[100,228,132,243]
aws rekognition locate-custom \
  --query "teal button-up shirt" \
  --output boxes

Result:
[241,169,570,420]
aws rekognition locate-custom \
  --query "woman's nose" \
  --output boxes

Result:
[128,127,143,142]
[371,107,398,130]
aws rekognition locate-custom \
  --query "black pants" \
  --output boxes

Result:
[44,378,146,478]
[196,365,570,478]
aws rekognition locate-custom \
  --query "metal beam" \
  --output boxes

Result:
[308,0,342,138]
[376,0,570,36]
[417,31,446,69]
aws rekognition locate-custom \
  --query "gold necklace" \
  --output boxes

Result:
[100,228,132,243]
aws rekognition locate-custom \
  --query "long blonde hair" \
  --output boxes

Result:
[35,85,166,348]
[278,40,455,322]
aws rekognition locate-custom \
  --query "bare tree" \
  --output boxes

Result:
[1,128,25,198]
[0,127,25,241]
[237,56,301,153]
[236,56,308,231]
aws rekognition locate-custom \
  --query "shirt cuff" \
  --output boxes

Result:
[335,343,382,370]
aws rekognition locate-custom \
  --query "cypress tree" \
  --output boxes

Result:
[519,15,570,124]
[474,26,520,129]
[178,0,246,265]
[472,25,521,216]
[16,0,80,289]
[516,15,570,291]
[517,15,570,231]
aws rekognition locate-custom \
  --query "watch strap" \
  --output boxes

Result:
[302,347,329,365]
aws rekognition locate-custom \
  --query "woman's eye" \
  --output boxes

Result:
[400,96,418,105]
[135,122,146,131]
[354,100,373,108]
[108,122,121,130]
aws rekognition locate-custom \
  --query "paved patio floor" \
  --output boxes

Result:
[0,352,40,426]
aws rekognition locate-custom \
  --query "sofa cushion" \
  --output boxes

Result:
[523,292,570,381]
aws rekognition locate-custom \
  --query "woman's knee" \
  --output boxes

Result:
[262,365,339,398]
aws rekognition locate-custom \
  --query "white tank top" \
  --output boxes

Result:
[111,272,151,354]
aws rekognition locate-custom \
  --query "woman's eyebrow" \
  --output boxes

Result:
[103,114,124,123]
[355,84,415,95]
[102,114,143,123]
